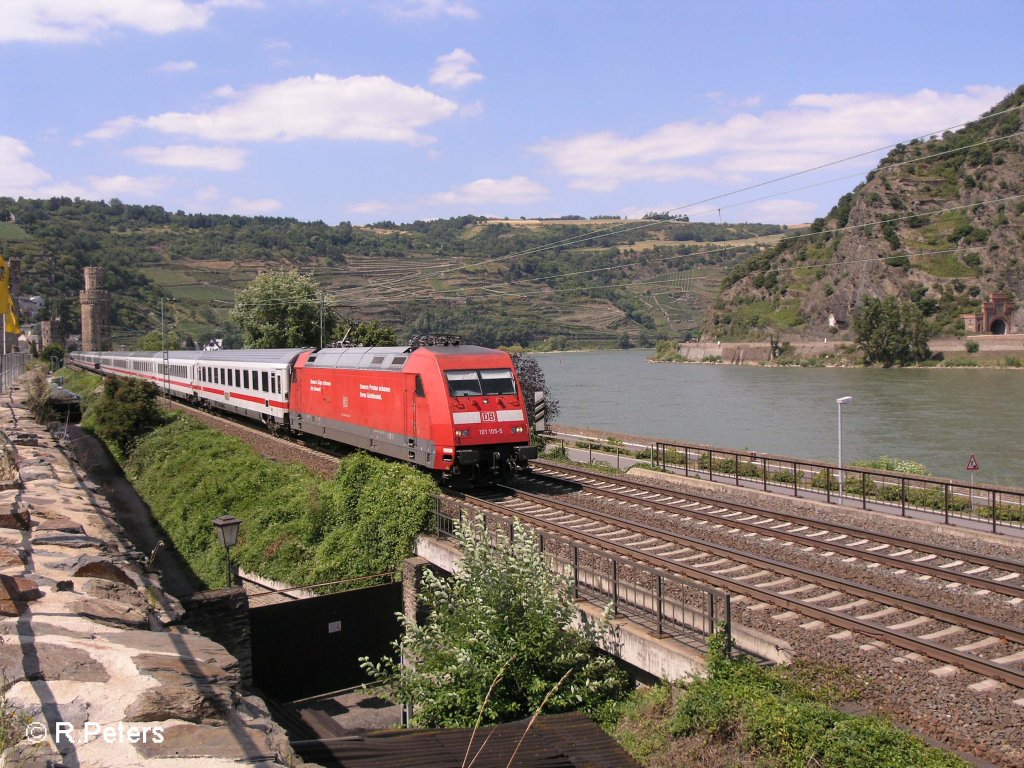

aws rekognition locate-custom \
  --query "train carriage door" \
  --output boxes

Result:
[405,373,431,460]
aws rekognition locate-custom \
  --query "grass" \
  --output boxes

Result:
[611,651,969,768]
[124,416,437,588]
[0,222,31,242]
[57,369,440,591]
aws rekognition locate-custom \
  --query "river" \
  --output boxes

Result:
[538,349,1024,486]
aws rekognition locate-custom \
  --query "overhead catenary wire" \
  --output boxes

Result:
[147,120,1023,307]
[113,98,1022,322]
[325,102,1024,300]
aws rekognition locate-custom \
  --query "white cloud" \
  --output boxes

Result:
[126,145,248,171]
[193,185,221,202]
[458,100,484,118]
[158,59,197,73]
[96,74,459,145]
[0,0,213,43]
[429,48,483,89]
[379,0,479,21]
[739,199,818,225]
[87,116,142,140]
[86,174,167,198]
[0,136,52,194]
[207,0,264,8]
[426,176,549,206]
[228,196,282,214]
[349,200,393,216]
[534,85,1007,192]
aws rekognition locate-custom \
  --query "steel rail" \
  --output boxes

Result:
[453,487,1024,689]
[531,461,1024,592]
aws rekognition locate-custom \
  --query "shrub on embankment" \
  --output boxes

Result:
[123,415,436,588]
[55,368,436,589]
[613,639,969,768]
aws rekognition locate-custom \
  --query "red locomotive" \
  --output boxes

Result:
[70,340,537,481]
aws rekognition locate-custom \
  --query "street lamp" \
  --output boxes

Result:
[212,515,242,587]
[836,396,853,503]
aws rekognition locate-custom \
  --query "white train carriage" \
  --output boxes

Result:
[72,348,304,429]
[85,351,194,399]
[190,349,304,428]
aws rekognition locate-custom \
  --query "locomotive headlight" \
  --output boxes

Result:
[511,426,525,434]
[457,429,471,437]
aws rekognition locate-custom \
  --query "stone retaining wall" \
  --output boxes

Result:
[0,378,303,767]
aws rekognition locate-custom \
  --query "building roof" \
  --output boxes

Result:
[294,712,641,768]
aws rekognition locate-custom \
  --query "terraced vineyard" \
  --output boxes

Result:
[1,197,795,348]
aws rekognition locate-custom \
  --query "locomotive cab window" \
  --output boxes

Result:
[446,369,518,397]
[480,369,517,395]
[445,371,482,397]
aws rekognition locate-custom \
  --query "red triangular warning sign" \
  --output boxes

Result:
[966,454,980,471]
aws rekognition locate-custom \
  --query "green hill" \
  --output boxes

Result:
[0,197,786,349]
[709,85,1024,341]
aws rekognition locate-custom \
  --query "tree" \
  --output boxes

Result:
[135,330,183,351]
[82,377,163,459]
[230,270,338,348]
[361,519,627,727]
[39,343,65,368]
[510,351,559,434]
[853,296,930,366]
[344,320,398,346]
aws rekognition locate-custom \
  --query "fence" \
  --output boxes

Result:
[654,441,1023,533]
[542,430,1023,534]
[435,500,732,652]
[0,353,29,394]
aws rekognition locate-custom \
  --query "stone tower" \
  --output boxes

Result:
[79,267,111,352]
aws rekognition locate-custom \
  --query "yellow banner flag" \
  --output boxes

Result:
[0,255,20,335]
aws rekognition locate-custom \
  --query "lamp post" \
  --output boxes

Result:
[836,396,853,503]
[213,515,242,587]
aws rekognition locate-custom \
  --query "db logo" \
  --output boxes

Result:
[482,412,497,422]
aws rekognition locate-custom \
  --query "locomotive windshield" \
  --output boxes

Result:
[445,369,517,397]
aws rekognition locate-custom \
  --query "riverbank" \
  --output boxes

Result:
[655,334,1024,368]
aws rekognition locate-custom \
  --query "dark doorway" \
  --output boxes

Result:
[991,318,1007,334]
[250,582,403,701]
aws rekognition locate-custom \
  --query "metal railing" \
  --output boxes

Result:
[0,353,29,394]
[654,440,1023,533]
[542,429,1023,533]
[435,500,732,652]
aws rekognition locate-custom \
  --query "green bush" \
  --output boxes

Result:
[769,470,797,485]
[672,649,968,768]
[811,469,838,491]
[843,475,876,496]
[362,520,628,728]
[965,339,980,353]
[124,415,436,588]
[854,456,930,476]
[81,377,165,460]
[698,453,761,477]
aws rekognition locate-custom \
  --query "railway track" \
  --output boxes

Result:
[452,480,1024,690]
[143,402,1024,765]
[527,460,1024,601]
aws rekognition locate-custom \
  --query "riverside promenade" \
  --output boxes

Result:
[0,377,303,767]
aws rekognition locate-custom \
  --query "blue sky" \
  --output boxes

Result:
[1,1,1020,225]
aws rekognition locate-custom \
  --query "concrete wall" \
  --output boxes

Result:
[412,534,792,681]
